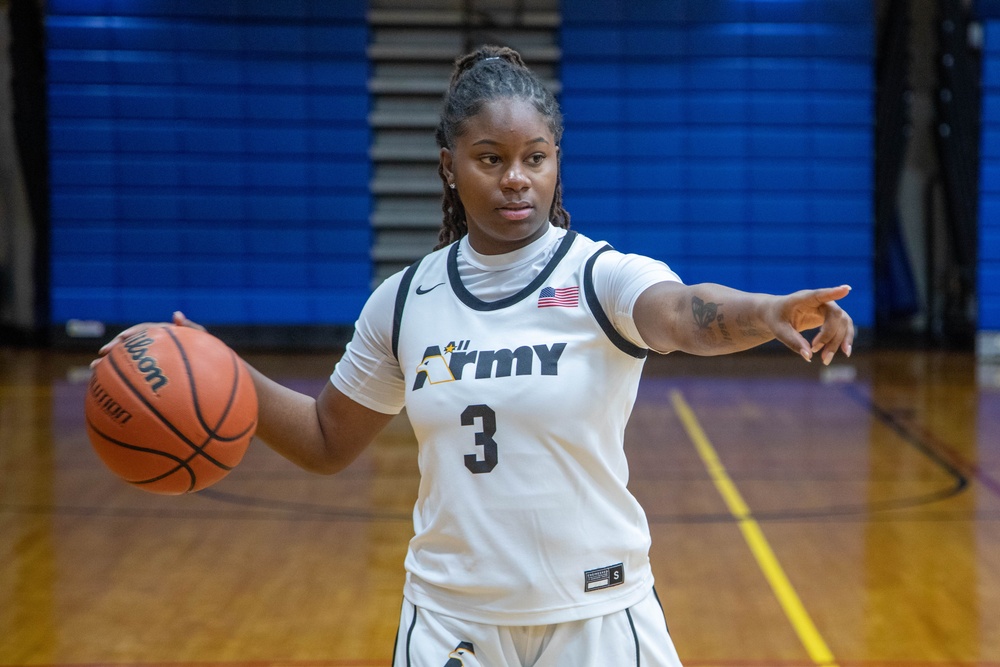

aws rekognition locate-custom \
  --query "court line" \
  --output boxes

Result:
[842,385,994,498]
[670,389,840,667]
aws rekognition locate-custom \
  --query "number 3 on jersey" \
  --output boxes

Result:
[461,404,498,474]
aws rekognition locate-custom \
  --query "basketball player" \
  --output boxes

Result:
[102,46,853,666]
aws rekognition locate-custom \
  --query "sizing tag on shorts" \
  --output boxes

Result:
[584,563,624,592]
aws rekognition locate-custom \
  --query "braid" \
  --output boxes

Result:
[434,45,570,250]
[550,159,571,229]
[437,161,467,248]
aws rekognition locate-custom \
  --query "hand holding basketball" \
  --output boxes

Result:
[86,319,257,494]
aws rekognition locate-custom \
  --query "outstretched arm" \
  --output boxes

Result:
[633,282,854,364]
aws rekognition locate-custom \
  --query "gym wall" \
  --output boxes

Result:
[45,1,875,335]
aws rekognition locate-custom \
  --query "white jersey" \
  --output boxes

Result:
[332,225,682,624]
[393,230,657,624]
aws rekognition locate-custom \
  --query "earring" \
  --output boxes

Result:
[449,183,456,189]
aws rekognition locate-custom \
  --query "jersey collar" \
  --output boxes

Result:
[447,230,578,311]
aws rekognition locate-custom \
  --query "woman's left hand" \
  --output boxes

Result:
[767,285,854,365]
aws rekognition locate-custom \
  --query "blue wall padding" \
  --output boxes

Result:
[46,0,370,326]
[560,0,875,327]
[48,1,881,329]
[981,19,1000,328]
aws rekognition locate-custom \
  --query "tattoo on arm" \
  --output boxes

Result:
[690,296,774,350]
[691,296,732,344]
[735,314,767,340]
[691,296,717,329]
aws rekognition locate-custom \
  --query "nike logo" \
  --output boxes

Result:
[415,282,445,295]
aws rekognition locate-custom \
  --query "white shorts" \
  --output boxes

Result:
[391,588,683,667]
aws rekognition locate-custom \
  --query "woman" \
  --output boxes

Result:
[101,46,853,667]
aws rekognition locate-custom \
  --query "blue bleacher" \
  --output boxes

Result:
[46,1,370,326]
[561,0,875,327]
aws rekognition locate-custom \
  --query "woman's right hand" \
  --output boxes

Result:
[90,311,204,368]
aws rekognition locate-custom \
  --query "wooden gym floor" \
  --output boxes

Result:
[1,344,999,667]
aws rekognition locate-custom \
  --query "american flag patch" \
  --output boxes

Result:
[538,286,579,308]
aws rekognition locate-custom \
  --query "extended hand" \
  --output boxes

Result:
[767,285,854,365]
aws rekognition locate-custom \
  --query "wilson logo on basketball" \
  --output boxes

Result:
[122,330,169,393]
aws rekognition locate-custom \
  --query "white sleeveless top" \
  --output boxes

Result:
[389,230,657,624]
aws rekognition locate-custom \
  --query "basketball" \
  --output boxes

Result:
[85,324,258,495]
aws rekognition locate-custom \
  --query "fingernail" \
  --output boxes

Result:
[846,344,853,357]
[801,349,812,362]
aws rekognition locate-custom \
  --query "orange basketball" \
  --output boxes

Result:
[85,324,258,495]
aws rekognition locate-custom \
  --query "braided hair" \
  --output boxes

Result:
[434,45,571,250]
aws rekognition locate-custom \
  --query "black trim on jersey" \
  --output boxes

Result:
[392,258,424,360]
[626,606,641,666]
[404,603,418,667]
[652,586,670,635]
[446,230,579,311]
[391,599,404,667]
[583,245,649,359]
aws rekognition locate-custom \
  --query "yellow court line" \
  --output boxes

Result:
[670,389,840,667]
